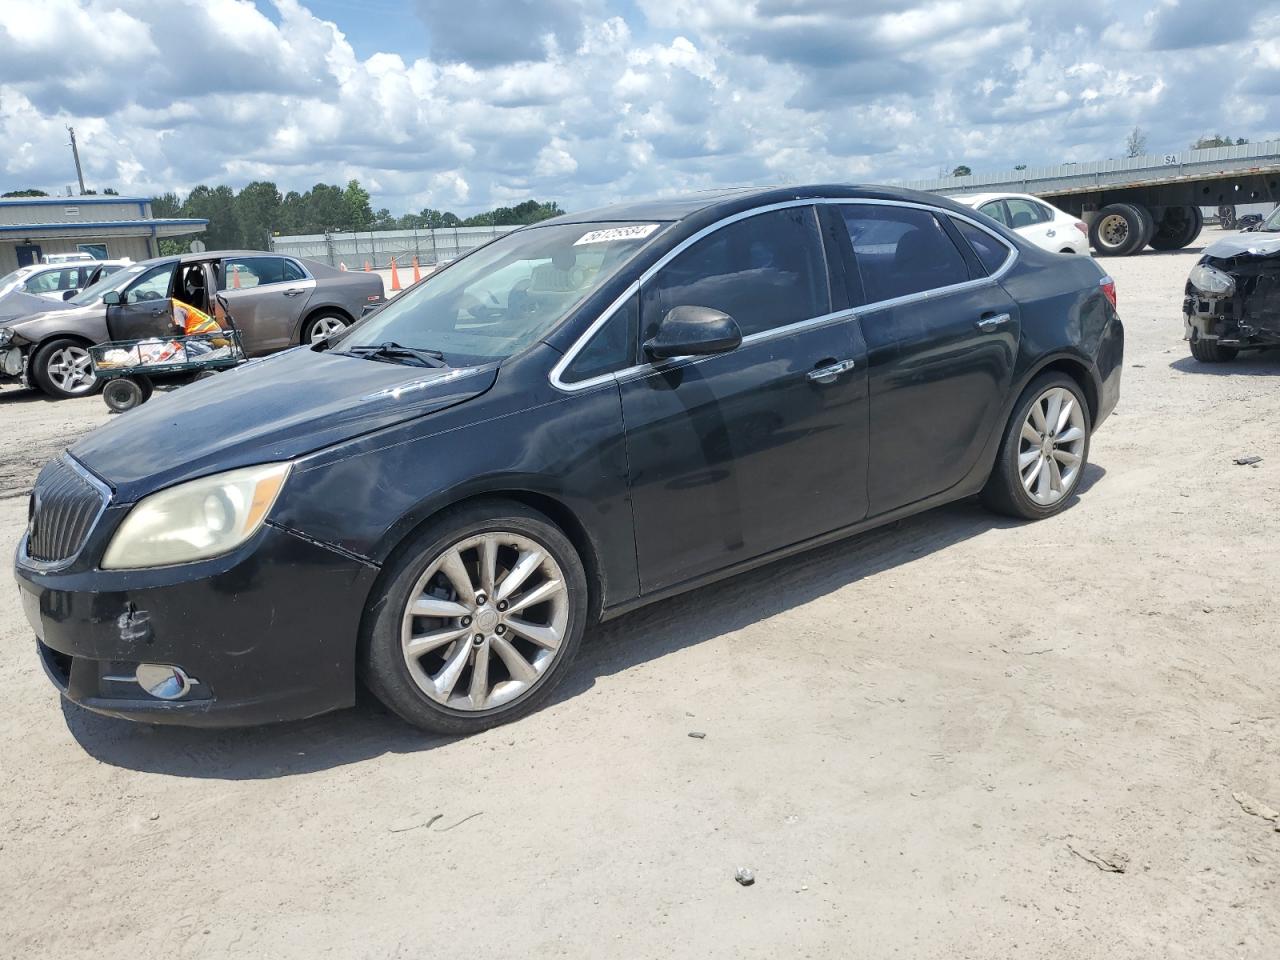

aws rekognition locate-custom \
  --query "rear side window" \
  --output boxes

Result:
[562,294,637,383]
[219,257,305,289]
[643,206,829,339]
[978,201,1008,226]
[1005,198,1050,228]
[952,219,1011,275]
[838,205,971,303]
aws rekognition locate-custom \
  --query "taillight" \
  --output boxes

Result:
[1074,220,1088,236]
[1099,276,1116,308]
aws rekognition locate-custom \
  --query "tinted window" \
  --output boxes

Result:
[562,295,637,383]
[643,206,828,339]
[978,201,1008,226]
[1005,198,1048,228]
[219,257,302,289]
[839,205,970,303]
[952,218,1011,275]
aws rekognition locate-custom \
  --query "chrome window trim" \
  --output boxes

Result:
[548,197,1018,393]
[17,454,113,574]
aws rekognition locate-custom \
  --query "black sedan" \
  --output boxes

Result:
[14,185,1123,734]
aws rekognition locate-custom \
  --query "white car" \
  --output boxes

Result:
[0,259,131,304]
[954,193,1090,255]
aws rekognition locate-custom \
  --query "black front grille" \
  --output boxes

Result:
[26,457,107,564]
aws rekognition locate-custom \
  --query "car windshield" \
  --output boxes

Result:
[337,221,668,366]
[1258,205,1280,232]
[68,261,156,306]
[0,266,35,298]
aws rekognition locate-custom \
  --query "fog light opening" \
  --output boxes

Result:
[135,663,196,700]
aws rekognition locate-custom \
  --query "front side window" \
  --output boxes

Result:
[124,264,174,303]
[839,205,971,303]
[642,206,829,340]
[340,221,667,366]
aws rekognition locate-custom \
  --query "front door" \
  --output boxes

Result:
[105,261,178,340]
[834,203,1020,516]
[15,244,41,267]
[620,205,870,594]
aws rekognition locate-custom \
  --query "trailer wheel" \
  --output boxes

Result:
[1150,206,1203,251]
[102,377,149,413]
[1090,203,1148,256]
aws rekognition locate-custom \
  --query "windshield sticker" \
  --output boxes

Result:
[574,224,660,246]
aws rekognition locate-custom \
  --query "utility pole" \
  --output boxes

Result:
[67,126,86,195]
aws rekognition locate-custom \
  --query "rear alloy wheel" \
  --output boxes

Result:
[301,312,349,344]
[982,374,1091,520]
[1150,205,1203,251]
[30,338,100,399]
[363,501,588,734]
[1089,203,1149,256]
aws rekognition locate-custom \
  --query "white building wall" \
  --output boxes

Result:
[0,236,153,274]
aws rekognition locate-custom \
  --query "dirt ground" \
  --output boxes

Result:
[1,233,1277,959]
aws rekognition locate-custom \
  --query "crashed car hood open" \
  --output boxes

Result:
[71,346,498,503]
[1202,233,1280,259]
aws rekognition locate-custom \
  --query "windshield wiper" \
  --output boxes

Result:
[337,341,448,368]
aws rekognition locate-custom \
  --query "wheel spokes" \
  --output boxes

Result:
[412,595,471,618]
[504,616,561,651]
[496,548,544,603]
[406,624,469,657]
[490,634,538,683]
[468,641,490,708]
[433,637,473,700]
[504,578,562,616]
[438,548,476,605]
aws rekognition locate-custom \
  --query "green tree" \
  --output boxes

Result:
[952,165,971,177]
[235,180,282,250]
[151,191,182,217]
[1,188,48,197]
[183,184,241,248]
[1192,134,1248,149]
[343,179,374,231]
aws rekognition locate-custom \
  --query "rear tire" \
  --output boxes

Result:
[1190,337,1238,363]
[1089,203,1149,256]
[30,338,100,399]
[362,499,589,735]
[300,311,350,344]
[982,373,1092,520]
[1150,206,1203,250]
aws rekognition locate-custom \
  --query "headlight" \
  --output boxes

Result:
[1188,263,1235,297]
[0,328,13,347]
[102,462,291,569]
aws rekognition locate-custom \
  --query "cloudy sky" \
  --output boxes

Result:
[1,0,1278,216]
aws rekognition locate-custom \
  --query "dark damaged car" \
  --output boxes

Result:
[1184,206,1280,362]
[14,185,1122,735]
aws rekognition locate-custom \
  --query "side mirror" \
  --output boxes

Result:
[643,305,742,360]
[62,289,76,301]
[102,290,123,306]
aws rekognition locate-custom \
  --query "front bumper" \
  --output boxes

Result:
[14,522,379,727]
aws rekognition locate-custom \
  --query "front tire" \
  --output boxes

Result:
[982,374,1091,520]
[362,500,589,735]
[1190,337,1238,363]
[30,338,100,399]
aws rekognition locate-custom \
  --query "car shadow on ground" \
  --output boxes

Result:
[0,386,61,405]
[1169,352,1280,376]
[63,464,1106,780]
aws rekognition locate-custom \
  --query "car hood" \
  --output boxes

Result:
[1202,233,1280,260]
[0,292,80,326]
[70,346,499,502]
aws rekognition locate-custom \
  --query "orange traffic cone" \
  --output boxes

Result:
[389,257,401,292]
[364,260,371,272]
[411,256,421,283]
[339,262,347,271]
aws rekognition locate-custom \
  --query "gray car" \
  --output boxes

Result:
[0,250,385,398]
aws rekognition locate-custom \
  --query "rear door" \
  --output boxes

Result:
[218,256,316,353]
[618,204,870,593]
[1004,198,1056,251]
[834,202,1019,516]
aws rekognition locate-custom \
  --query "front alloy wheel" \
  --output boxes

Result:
[31,338,100,398]
[363,501,588,734]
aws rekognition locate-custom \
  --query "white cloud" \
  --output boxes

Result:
[0,0,1277,216]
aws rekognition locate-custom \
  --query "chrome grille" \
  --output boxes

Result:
[25,457,108,565]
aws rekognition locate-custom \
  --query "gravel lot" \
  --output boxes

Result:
[2,235,1277,959]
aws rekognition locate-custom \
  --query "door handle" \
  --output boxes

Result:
[806,359,856,384]
[975,313,1012,332]
[282,288,305,297]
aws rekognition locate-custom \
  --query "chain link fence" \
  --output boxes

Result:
[269,225,519,269]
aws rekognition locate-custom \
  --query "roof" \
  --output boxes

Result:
[540,183,977,227]
[0,195,149,205]
[0,218,208,240]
